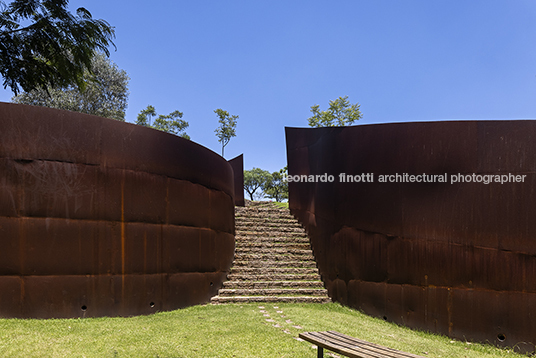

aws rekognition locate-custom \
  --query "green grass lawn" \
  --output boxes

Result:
[271,201,289,209]
[0,303,527,358]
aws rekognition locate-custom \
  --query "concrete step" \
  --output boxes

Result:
[236,227,303,234]
[232,260,317,268]
[233,252,315,260]
[236,221,303,229]
[235,233,309,240]
[231,266,318,274]
[217,288,329,296]
[235,239,310,247]
[235,230,307,238]
[234,251,314,260]
[234,242,311,250]
[227,273,322,281]
[211,296,331,304]
[236,212,294,219]
[222,280,325,289]
[236,219,302,228]
[235,234,309,242]
[235,247,312,254]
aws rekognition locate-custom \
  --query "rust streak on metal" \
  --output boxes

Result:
[447,288,452,337]
[121,171,126,302]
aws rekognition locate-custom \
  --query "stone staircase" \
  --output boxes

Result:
[211,201,331,304]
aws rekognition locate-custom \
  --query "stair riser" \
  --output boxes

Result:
[234,248,312,255]
[232,261,317,268]
[233,254,315,262]
[236,222,302,228]
[236,225,304,231]
[211,296,331,304]
[222,281,325,289]
[218,289,328,296]
[227,274,322,281]
[236,232,308,239]
[236,216,295,222]
[236,237,309,243]
[231,266,318,273]
[234,244,311,251]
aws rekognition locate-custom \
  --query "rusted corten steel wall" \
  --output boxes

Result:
[0,102,235,319]
[286,121,536,352]
[229,154,245,207]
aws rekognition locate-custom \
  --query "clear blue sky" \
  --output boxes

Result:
[2,1,536,173]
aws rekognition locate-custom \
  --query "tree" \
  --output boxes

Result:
[12,52,129,120]
[264,168,288,202]
[214,108,238,158]
[244,168,271,201]
[136,105,190,139]
[307,95,362,127]
[0,0,115,95]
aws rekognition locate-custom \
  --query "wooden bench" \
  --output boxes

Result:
[299,331,426,358]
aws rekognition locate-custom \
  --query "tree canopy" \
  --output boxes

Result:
[214,108,238,158]
[0,0,115,94]
[307,96,362,127]
[136,105,190,139]
[12,52,129,120]
[264,168,288,202]
[244,168,271,201]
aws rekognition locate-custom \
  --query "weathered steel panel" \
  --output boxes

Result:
[167,178,210,228]
[209,189,236,234]
[21,217,100,276]
[229,154,245,207]
[0,276,23,318]
[0,102,235,318]
[286,121,536,352]
[0,217,20,275]
[164,272,227,311]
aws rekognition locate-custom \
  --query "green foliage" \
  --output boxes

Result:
[135,105,156,127]
[12,52,129,120]
[0,0,115,94]
[264,167,289,202]
[307,95,363,127]
[136,105,190,139]
[244,167,271,201]
[214,108,238,157]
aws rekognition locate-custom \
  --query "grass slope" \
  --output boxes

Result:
[271,201,289,209]
[0,303,527,357]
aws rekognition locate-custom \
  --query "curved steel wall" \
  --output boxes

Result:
[286,122,536,352]
[0,102,235,318]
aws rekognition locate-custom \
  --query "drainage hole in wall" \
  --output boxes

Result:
[383,316,387,321]
[497,333,506,342]
[210,282,213,286]
[150,302,155,308]
[81,305,87,311]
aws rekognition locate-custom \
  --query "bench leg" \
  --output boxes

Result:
[317,346,323,358]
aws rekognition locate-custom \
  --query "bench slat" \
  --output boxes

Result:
[299,331,426,358]
[320,331,402,358]
[323,331,425,358]
[300,331,372,358]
